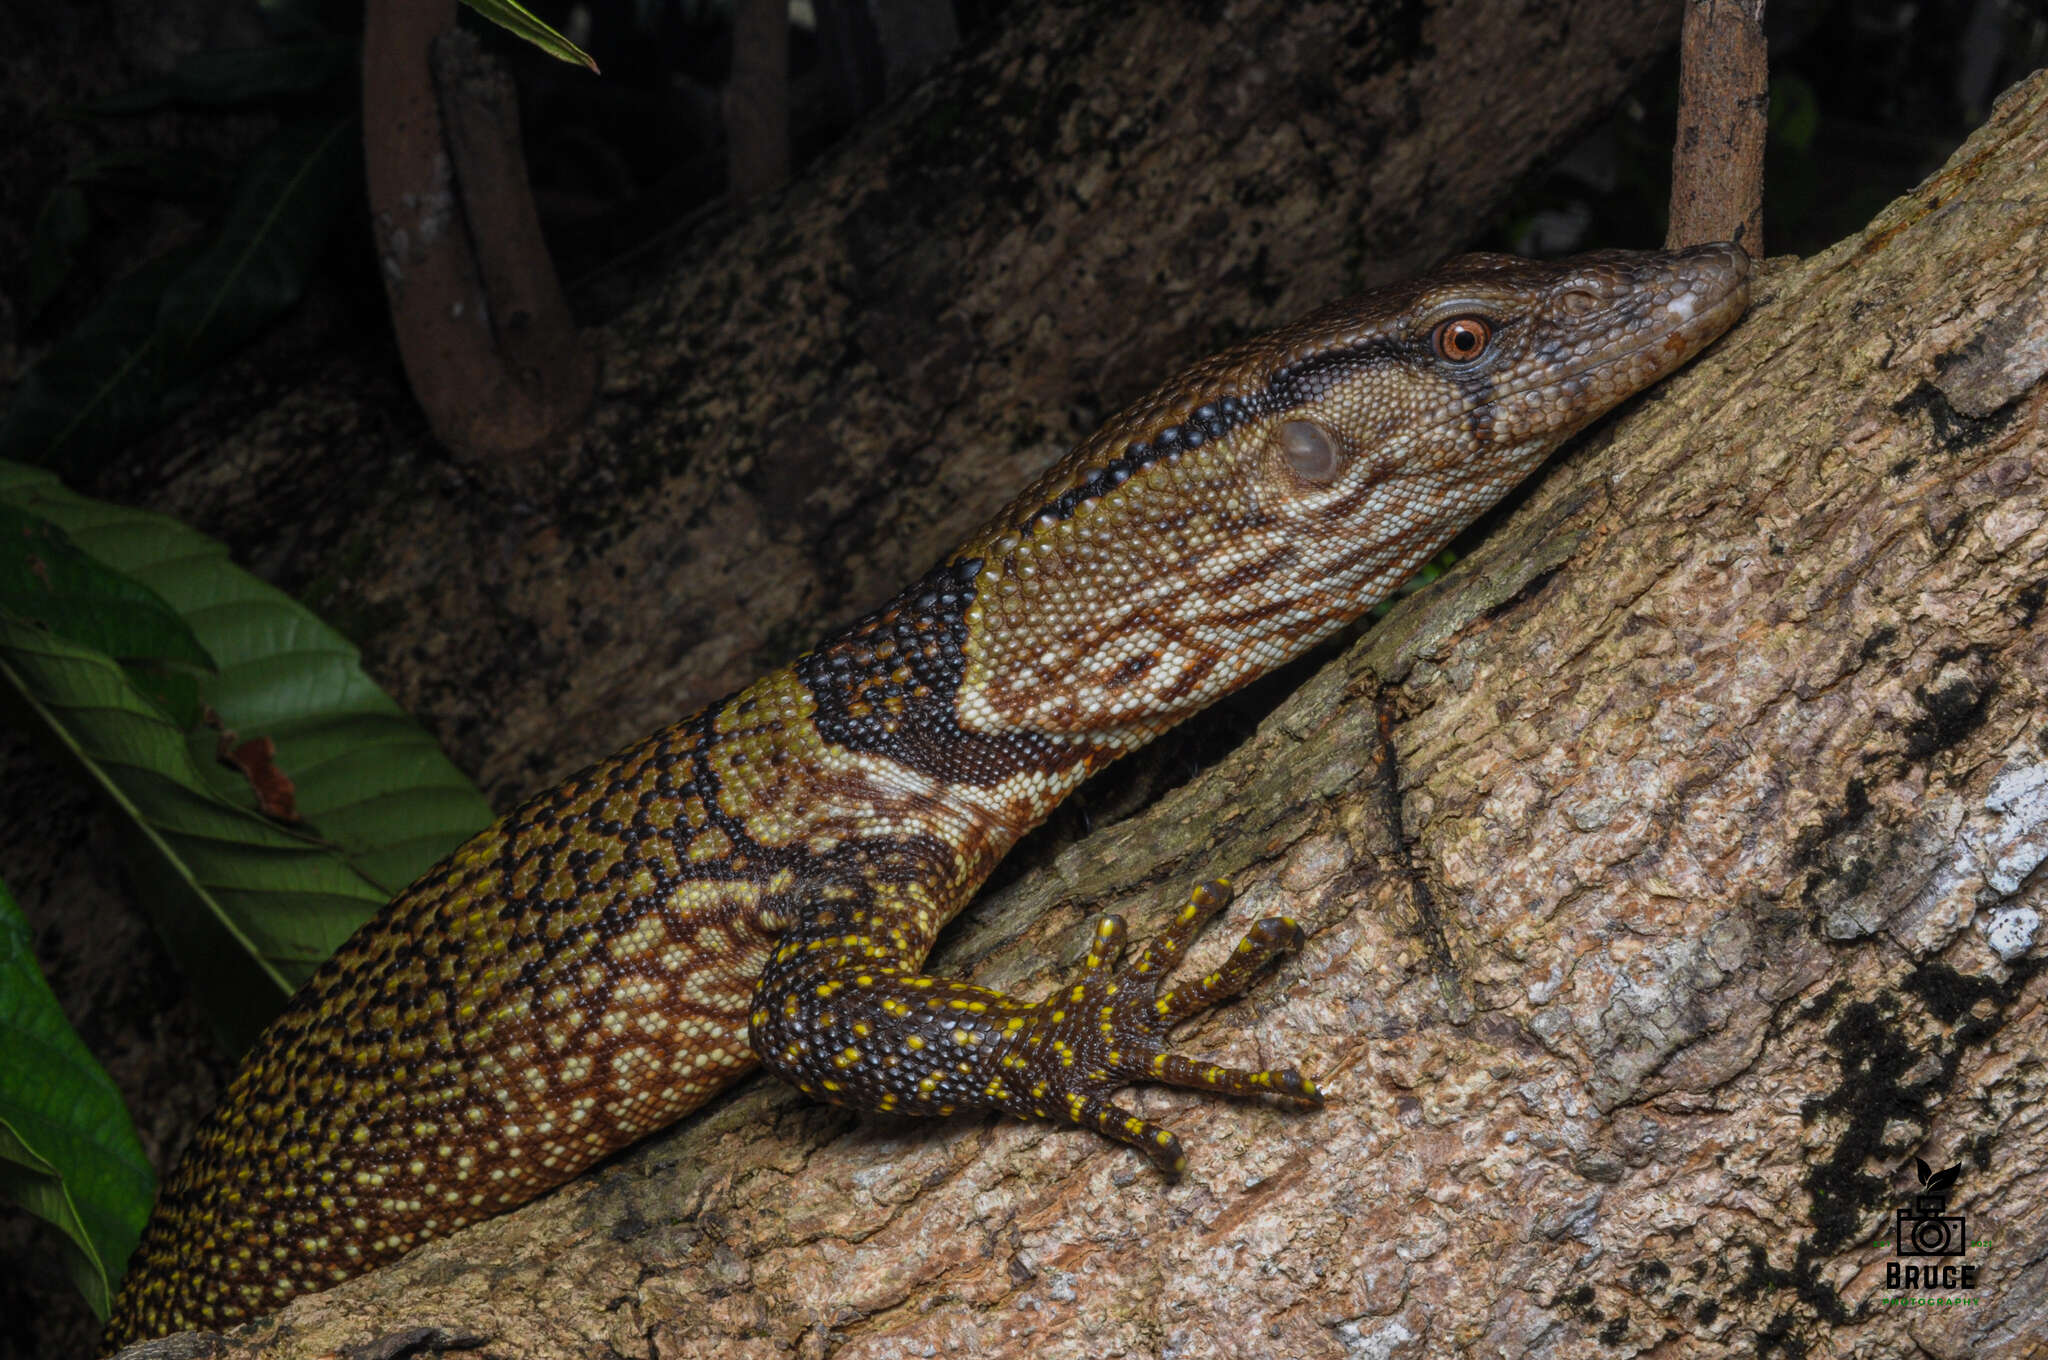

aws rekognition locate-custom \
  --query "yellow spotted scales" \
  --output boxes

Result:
[106,245,1750,1346]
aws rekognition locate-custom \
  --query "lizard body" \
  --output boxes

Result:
[106,244,1750,1347]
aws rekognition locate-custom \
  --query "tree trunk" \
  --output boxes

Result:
[115,63,2048,1360]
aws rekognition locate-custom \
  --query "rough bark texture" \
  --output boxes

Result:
[102,65,2048,1360]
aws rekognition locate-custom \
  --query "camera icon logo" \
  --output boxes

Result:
[1896,1194,1966,1257]
[1885,1158,1983,1293]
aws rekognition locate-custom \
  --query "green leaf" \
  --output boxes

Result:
[0,877,157,1320]
[0,503,215,725]
[157,116,358,380]
[462,0,600,71]
[0,613,385,1045]
[0,248,194,473]
[25,185,91,327]
[119,658,208,731]
[1372,549,1458,617]
[0,461,493,1047]
[87,40,354,114]
[2,118,356,474]
[0,504,213,672]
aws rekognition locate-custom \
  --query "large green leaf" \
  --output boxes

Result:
[0,877,156,1320]
[0,461,494,1045]
[0,465,495,891]
[157,116,357,381]
[0,614,391,1038]
[0,503,212,669]
[3,116,354,475]
[0,503,215,726]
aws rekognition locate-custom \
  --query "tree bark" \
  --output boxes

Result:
[117,64,2048,1360]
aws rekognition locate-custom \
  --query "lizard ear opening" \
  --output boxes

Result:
[1277,419,1344,484]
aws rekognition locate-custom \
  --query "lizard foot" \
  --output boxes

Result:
[1017,877,1322,1178]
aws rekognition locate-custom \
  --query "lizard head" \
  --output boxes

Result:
[1249,242,1755,491]
[955,244,1751,739]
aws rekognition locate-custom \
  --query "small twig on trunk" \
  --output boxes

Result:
[1668,0,1768,254]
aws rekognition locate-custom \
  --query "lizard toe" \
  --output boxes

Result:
[1005,879,1321,1172]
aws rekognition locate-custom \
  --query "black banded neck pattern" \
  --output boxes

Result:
[1024,394,1266,531]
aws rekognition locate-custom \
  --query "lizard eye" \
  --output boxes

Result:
[1432,316,1492,363]
[1277,419,1343,483]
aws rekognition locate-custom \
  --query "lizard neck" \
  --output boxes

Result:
[789,555,1126,856]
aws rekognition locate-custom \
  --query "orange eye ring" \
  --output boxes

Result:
[1432,316,1492,363]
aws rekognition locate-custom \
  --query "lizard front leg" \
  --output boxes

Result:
[748,878,1321,1175]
